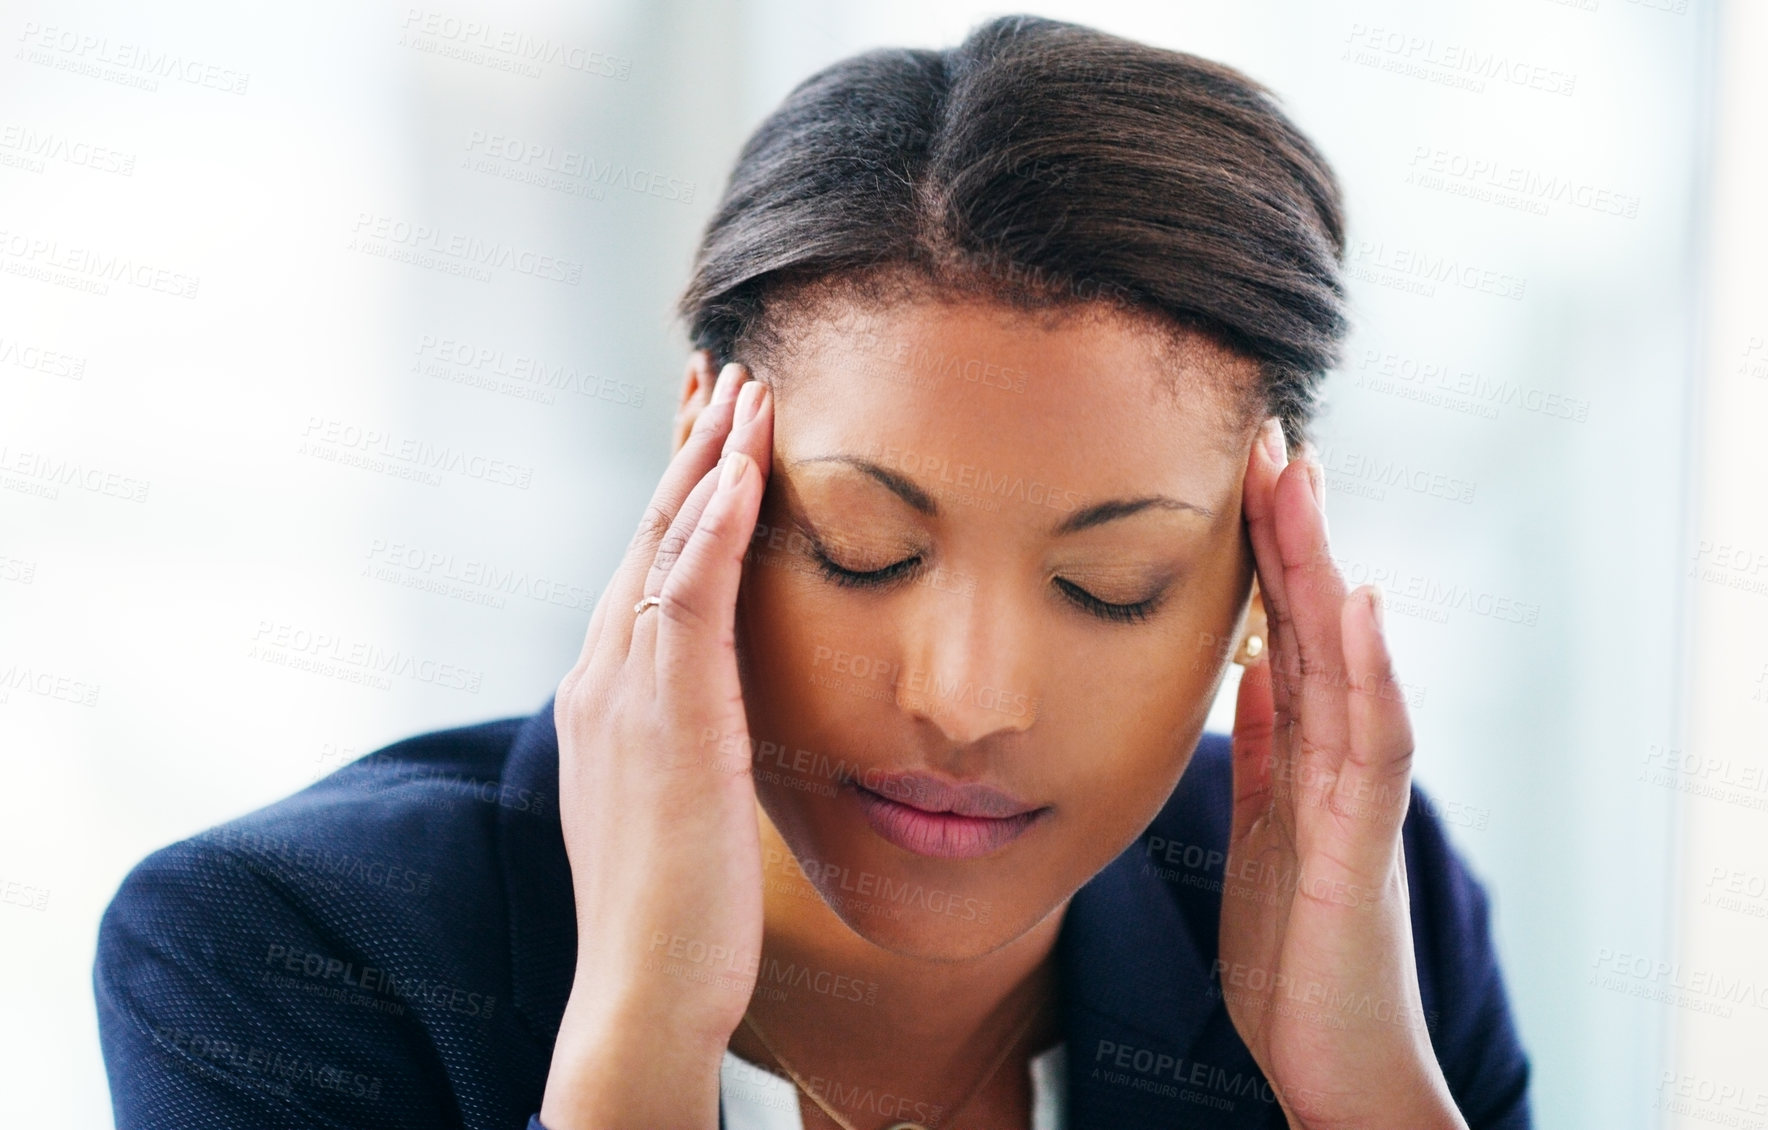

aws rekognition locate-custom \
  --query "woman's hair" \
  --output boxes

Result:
[676,14,1347,451]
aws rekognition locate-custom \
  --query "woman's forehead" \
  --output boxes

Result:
[757,299,1256,522]
[762,296,1260,458]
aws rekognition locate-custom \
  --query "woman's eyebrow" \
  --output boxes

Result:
[787,454,1216,533]
[791,455,937,515]
[1053,495,1216,534]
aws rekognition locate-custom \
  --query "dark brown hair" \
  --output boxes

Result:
[676,13,1347,451]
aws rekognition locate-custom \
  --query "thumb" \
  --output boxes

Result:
[1229,654,1277,846]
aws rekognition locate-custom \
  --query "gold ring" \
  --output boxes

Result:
[634,595,662,615]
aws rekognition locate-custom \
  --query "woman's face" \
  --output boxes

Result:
[730,295,1264,961]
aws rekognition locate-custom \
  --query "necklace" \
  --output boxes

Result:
[738,984,1050,1130]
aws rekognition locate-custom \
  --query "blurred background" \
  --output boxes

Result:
[2,0,1764,1125]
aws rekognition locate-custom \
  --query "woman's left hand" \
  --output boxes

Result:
[1217,419,1468,1130]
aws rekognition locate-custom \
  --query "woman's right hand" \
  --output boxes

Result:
[540,359,775,1130]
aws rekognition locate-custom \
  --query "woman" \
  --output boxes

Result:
[95,14,1530,1130]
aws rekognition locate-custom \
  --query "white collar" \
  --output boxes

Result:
[721,1041,1067,1130]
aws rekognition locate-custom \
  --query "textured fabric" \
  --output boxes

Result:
[95,695,1532,1129]
[718,1041,1067,1130]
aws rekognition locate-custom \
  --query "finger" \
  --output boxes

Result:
[635,375,776,641]
[580,358,743,661]
[1241,420,1287,688]
[1338,584,1416,855]
[653,381,773,703]
[1272,454,1353,785]
[1229,647,1276,848]
[580,362,751,667]
[642,455,728,612]
[1241,419,1300,802]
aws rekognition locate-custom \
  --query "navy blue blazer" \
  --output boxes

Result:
[95,696,1531,1129]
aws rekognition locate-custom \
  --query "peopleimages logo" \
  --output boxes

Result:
[399,9,632,80]
[0,335,87,380]
[1405,146,1640,219]
[1345,240,1526,302]
[249,619,485,694]
[1341,24,1577,97]
[0,442,150,503]
[299,416,535,490]
[0,123,137,176]
[0,228,199,299]
[262,943,497,1020]
[463,131,696,203]
[413,334,648,408]
[15,22,251,94]
[348,212,583,285]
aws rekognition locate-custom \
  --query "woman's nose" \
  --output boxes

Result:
[895,582,1040,744]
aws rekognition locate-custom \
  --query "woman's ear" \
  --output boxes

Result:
[1232,576,1269,666]
[671,349,720,454]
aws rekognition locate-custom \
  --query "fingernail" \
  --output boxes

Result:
[1304,459,1325,509]
[720,450,750,490]
[1367,585,1384,630]
[1261,418,1286,464]
[735,379,765,425]
[712,363,743,405]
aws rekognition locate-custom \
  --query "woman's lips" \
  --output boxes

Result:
[847,772,1049,859]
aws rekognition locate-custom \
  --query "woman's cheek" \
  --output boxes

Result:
[1066,617,1228,815]
[736,538,810,715]
[738,550,879,725]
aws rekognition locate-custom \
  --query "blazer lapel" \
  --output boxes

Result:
[1057,833,1230,1128]
[500,697,577,1044]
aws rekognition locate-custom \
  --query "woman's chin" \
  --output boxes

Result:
[812,892,1040,962]
[755,778,1082,963]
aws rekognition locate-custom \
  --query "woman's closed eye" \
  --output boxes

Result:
[811,549,922,589]
[808,546,1164,625]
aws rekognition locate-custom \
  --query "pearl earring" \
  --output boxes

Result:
[1232,633,1264,666]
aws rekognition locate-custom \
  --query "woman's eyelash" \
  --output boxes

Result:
[811,551,921,588]
[1052,576,1160,624]
[810,548,1160,624]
